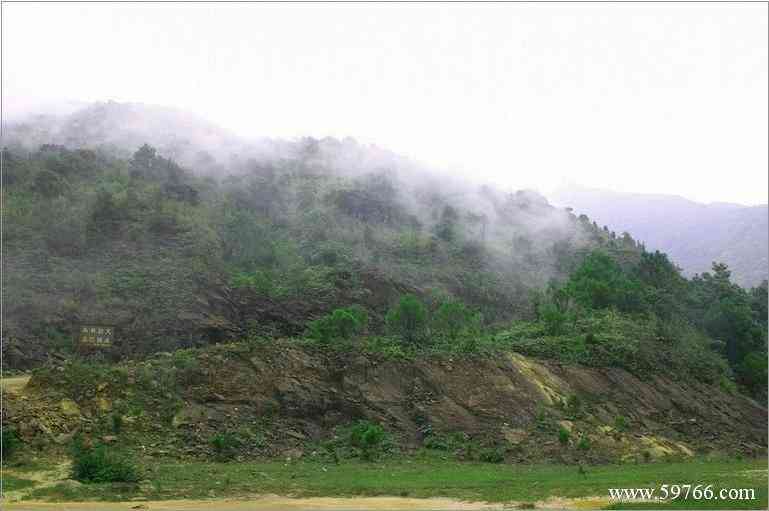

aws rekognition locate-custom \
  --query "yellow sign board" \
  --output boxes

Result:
[79,325,115,347]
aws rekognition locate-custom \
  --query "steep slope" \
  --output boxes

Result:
[550,185,768,287]
[5,343,766,464]
[3,104,631,368]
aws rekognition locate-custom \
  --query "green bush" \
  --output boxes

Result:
[614,415,628,432]
[539,302,567,335]
[423,431,467,452]
[110,413,124,435]
[558,426,570,445]
[736,351,767,395]
[386,294,428,344]
[566,251,645,313]
[32,169,69,198]
[210,432,241,461]
[231,270,278,296]
[719,375,738,395]
[477,446,505,463]
[308,305,368,344]
[349,420,388,461]
[498,309,730,384]
[2,427,20,461]
[433,300,482,342]
[565,394,582,417]
[71,438,139,483]
[577,435,590,451]
[535,404,554,431]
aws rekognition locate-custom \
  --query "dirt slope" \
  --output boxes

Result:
[4,344,766,463]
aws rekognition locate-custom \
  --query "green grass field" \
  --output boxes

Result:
[1,474,37,494]
[15,455,767,509]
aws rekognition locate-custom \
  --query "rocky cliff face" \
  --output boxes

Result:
[6,344,766,463]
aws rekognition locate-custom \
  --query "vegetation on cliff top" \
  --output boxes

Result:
[3,137,766,397]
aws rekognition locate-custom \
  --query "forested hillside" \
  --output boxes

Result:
[2,103,766,400]
[551,185,769,287]
[2,142,609,358]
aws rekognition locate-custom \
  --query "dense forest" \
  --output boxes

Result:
[2,103,767,400]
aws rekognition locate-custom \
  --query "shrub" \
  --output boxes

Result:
[172,352,205,386]
[111,414,124,435]
[349,420,388,461]
[558,426,571,445]
[433,300,482,341]
[736,351,767,395]
[565,394,581,417]
[577,435,590,451]
[423,432,467,452]
[210,432,241,461]
[86,190,128,243]
[386,294,428,344]
[2,427,20,461]
[719,375,737,395]
[308,305,368,344]
[534,404,554,432]
[477,447,505,463]
[71,438,139,483]
[45,206,86,257]
[539,302,567,335]
[566,251,646,313]
[614,415,628,432]
[32,169,69,198]
[499,308,730,384]
[366,339,411,361]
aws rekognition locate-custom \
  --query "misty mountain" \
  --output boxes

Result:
[4,100,767,403]
[551,185,768,287]
[2,100,265,171]
[4,101,632,365]
[2,101,447,185]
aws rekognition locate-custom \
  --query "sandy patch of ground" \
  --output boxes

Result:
[536,496,610,509]
[1,376,31,395]
[3,495,503,510]
[1,494,619,510]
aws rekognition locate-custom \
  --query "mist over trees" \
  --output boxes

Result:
[2,101,766,398]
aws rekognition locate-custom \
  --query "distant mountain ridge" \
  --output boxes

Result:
[551,185,768,287]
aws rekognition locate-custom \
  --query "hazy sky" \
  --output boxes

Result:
[3,3,767,205]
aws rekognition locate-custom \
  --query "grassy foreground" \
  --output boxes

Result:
[6,456,766,509]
